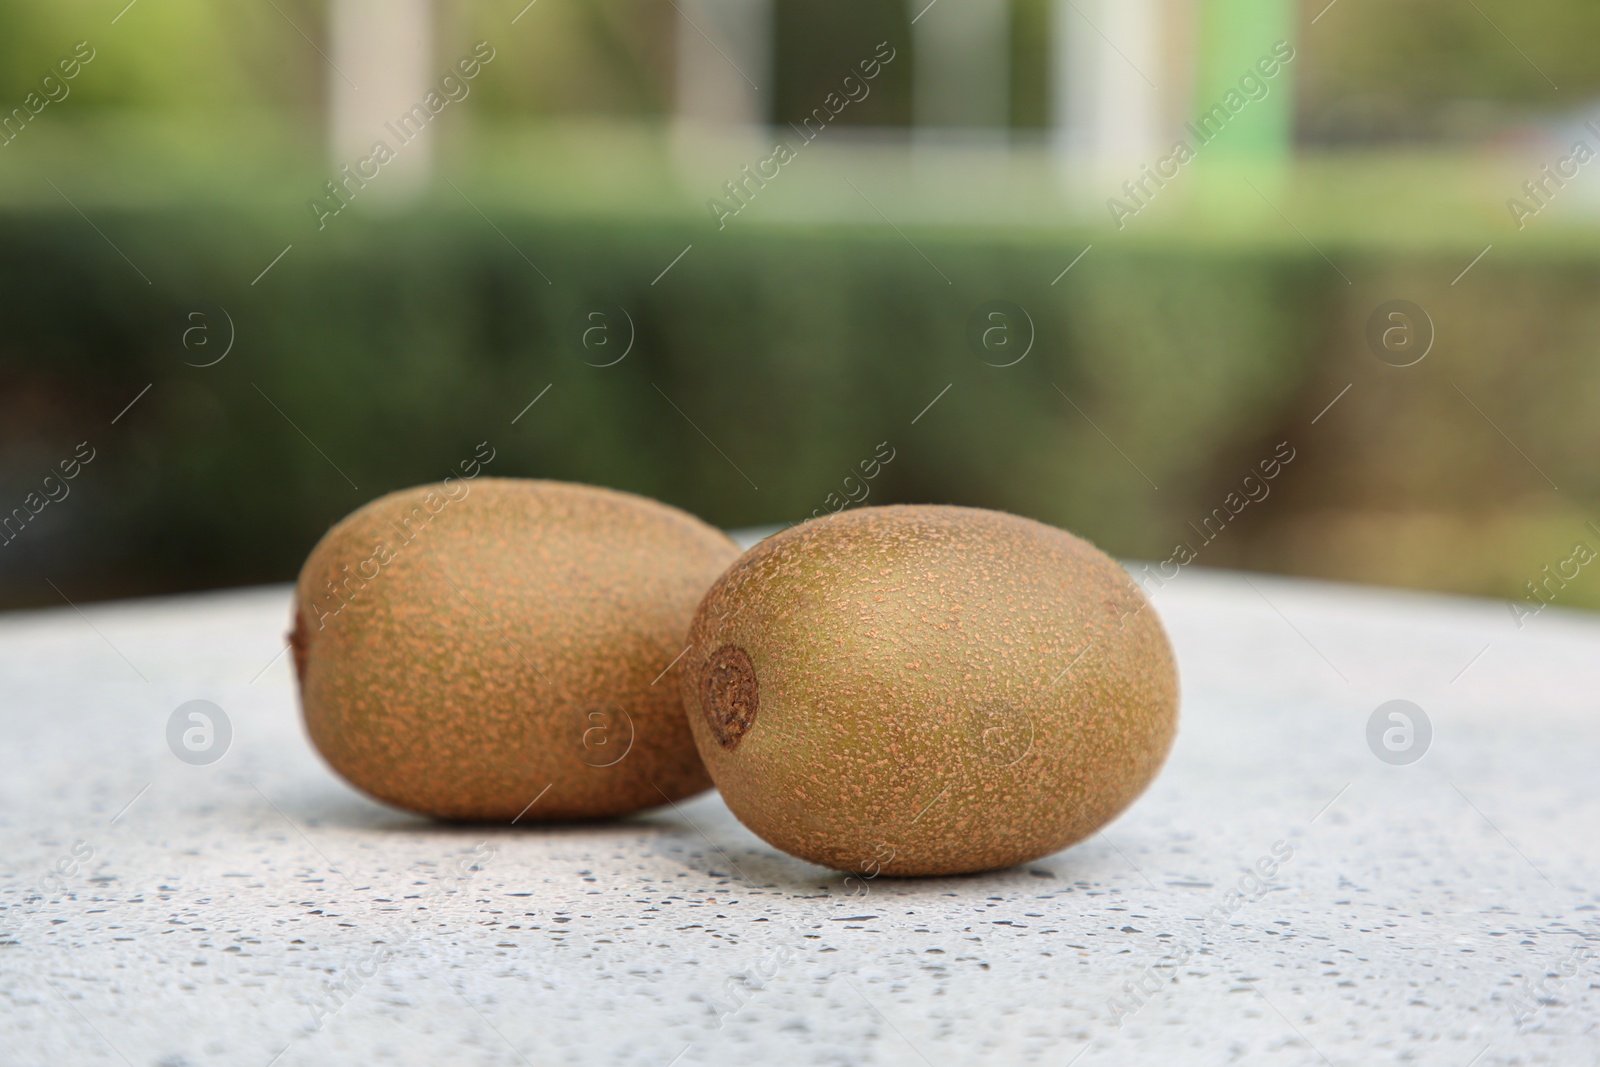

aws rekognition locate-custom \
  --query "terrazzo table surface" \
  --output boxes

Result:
[3,558,1598,1066]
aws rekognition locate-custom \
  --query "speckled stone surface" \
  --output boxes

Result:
[2,551,1598,1066]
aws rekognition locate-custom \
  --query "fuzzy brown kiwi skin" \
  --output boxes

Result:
[292,477,737,821]
[680,505,1179,877]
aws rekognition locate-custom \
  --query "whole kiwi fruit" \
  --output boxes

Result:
[291,477,738,821]
[680,505,1178,876]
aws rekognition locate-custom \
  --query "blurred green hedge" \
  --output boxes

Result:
[2,198,1597,614]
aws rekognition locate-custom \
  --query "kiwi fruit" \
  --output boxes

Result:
[291,477,739,821]
[680,505,1178,876]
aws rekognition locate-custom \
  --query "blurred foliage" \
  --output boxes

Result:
[771,0,912,127]
[1296,0,1598,142]
[0,199,1320,606]
[3,0,1599,618]
[444,0,676,118]
[1009,0,1052,130]
[2,188,1597,615]
[1298,0,1600,103]
[0,0,323,115]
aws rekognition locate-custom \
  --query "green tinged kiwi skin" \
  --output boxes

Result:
[680,505,1179,877]
[291,478,738,821]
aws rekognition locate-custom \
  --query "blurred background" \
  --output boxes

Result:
[2,0,1597,614]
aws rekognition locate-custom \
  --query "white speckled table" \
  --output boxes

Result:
[3,553,1598,1066]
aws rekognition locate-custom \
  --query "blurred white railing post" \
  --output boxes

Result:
[674,0,773,132]
[911,0,1010,143]
[329,0,436,198]
[1052,0,1165,176]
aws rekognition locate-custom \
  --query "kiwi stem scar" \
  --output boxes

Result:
[701,644,759,748]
